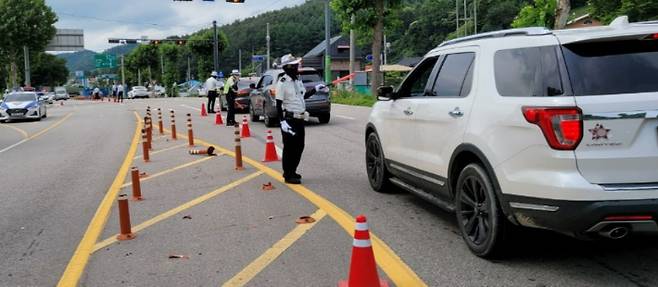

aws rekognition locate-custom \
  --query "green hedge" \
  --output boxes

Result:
[331,90,377,107]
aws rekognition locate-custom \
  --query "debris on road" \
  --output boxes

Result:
[296,216,316,224]
[182,215,192,220]
[262,182,275,191]
[168,254,189,259]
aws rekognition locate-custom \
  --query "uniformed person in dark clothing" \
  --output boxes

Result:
[224,69,240,126]
[275,54,325,184]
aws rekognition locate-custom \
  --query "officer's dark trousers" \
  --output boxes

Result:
[207,90,217,112]
[226,94,236,125]
[118,91,124,103]
[281,118,305,178]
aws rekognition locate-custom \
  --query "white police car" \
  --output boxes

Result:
[0,92,47,122]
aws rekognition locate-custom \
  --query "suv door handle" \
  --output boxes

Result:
[403,108,413,116]
[449,107,463,117]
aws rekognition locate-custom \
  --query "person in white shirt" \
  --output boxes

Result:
[204,71,219,113]
[275,54,323,184]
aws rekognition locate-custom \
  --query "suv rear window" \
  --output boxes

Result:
[562,40,658,96]
[494,46,563,97]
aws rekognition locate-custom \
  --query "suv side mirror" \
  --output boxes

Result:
[377,86,396,101]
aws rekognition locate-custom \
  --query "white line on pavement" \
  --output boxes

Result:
[180,104,202,111]
[0,139,29,154]
[335,114,356,120]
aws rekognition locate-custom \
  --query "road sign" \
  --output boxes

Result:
[365,54,373,62]
[251,55,265,62]
[95,54,117,68]
[75,70,84,78]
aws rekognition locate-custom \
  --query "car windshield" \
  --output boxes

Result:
[563,39,658,96]
[134,86,147,90]
[300,72,322,83]
[5,93,36,102]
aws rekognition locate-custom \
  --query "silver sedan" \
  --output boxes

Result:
[0,92,47,122]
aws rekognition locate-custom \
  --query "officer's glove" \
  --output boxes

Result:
[280,120,296,136]
[314,84,330,93]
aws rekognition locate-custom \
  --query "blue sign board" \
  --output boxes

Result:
[365,54,373,62]
[251,55,265,62]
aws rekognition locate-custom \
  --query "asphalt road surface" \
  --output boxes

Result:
[2,98,658,287]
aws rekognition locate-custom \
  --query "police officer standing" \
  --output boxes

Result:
[205,71,219,113]
[275,54,325,184]
[223,69,240,126]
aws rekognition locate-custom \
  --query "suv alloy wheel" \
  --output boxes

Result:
[455,163,508,257]
[365,133,393,193]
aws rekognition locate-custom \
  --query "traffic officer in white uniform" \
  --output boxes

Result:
[275,54,324,184]
[204,71,219,113]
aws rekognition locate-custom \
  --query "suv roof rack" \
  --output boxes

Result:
[437,27,552,48]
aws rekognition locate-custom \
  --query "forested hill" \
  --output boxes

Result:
[217,0,341,73]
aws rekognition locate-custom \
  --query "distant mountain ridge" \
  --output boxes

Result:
[56,44,137,73]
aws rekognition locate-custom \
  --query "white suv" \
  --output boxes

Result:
[365,16,658,257]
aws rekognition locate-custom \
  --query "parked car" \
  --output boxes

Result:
[365,16,658,258]
[249,68,331,127]
[128,86,150,99]
[0,92,47,122]
[54,87,69,100]
[37,92,54,104]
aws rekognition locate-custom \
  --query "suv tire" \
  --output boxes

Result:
[366,132,394,193]
[264,114,276,127]
[455,163,508,258]
[318,113,330,124]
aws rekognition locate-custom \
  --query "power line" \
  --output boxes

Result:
[56,12,208,30]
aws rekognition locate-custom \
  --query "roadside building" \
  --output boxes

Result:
[302,35,362,80]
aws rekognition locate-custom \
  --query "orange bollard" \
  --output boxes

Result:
[234,124,244,170]
[187,113,194,147]
[116,194,136,241]
[141,128,150,162]
[158,108,164,135]
[170,109,177,140]
[131,167,143,201]
[145,116,152,150]
[189,146,216,156]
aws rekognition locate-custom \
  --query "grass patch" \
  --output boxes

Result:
[331,90,377,107]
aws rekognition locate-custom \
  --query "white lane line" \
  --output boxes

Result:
[335,114,356,120]
[0,113,73,154]
[0,139,29,153]
[180,104,202,111]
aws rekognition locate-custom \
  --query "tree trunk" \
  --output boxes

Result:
[371,0,385,97]
[10,60,18,89]
[554,0,571,29]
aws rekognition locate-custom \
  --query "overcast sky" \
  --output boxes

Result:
[46,0,306,52]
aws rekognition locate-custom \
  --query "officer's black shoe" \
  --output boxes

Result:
[284,177,301,184]
[292,173,302,179]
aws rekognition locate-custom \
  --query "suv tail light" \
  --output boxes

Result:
[522,107,583,150]
[269,88,276,97]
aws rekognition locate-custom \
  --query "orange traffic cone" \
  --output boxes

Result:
[201,103,208,117]
[263,130,279,162]
[240,116,251,138]
[338,215,389,287]
[215,112,224,125]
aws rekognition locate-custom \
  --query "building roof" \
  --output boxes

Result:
[303,36,343,58]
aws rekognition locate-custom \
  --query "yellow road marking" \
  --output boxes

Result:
[0,113,73,154]
[0,123,28,138]
[165,128,428,287]
[120,155,219,188]
[57,112,141,287]
[92,171,263,253]
[222,209,327,287]
[133,143,187,159]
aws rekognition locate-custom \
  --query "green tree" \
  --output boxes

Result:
[512,0,557,28]
[0,0,57,88]
[31,53,69,88]
[332,0,402,95]
[160,43,181,96]
[590,0,658,23]
[187,29,229,80]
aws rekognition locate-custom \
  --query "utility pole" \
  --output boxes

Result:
[213,20,219,72]
[187,55,191,82]
[349,14,355,87]
[383,34,388,65]
[266,23,271,69]
[456,0,459,36]
[324,0,332,83]
[474,0,477,34]
[160,53,165,79]
[121,55,126,88]
[23,46,31,87]
[238,49,242,73]
[138,68,141,85]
